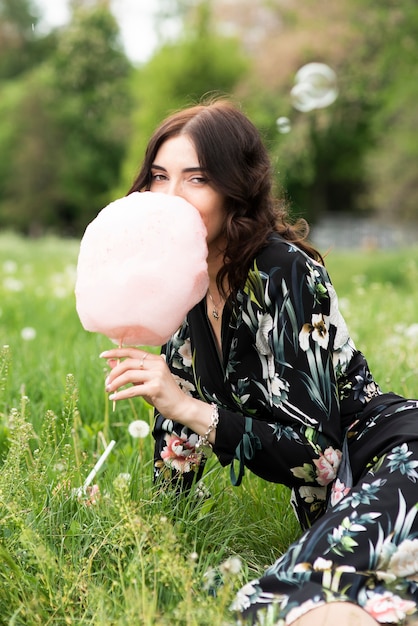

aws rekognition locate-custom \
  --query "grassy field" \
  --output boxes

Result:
[1,231,418,625]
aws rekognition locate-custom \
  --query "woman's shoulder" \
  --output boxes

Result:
[255,233,318,274]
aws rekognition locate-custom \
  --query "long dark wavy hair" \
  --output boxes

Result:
[128,99,323,299]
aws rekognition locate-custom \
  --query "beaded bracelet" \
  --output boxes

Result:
[196,403,219,457]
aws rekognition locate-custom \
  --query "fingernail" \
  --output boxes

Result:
[105,376,110,387]
[109,393,116,401]
[100,351,108,358]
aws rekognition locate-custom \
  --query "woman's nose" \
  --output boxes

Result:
[165,179,185,198]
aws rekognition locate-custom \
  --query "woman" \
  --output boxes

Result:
[101,100,418,625]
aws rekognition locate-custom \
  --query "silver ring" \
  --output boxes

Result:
[139,353,149,369]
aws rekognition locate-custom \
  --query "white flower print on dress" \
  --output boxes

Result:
[255,311,274,352]
[256,311,275,378]
[299,313,330,352]
[160,432,201,473]
[291,447,342,487]
[333,338,356,375]
[172,374,196,395]
[291,463,316,482]
[363,590,416,623]
[387,443,418,482]
[285,599,325,625]
[330,478,351,506]
[313,557,333,571]
[298,485,327,504]
[325,282,351,350]
[313,447,342,486]
[270,375,290,407]
[388,538,418,579]
[178,338,193,367]
[255,311,290,407]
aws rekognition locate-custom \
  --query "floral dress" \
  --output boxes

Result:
[153,234,418,624]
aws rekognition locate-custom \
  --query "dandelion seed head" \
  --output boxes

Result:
[21,327,36,341]
[406,324,418,339]
[113,472,131,490]
[4,277,23,292]
[195,480,211,499]
[128,419,150,438]
[220,556,242,575]
[3,260,17,273]
[53,286,68,299]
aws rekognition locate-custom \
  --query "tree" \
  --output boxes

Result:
[1,2,133,235]
[355,0,418,221]
[0,0,57,79]
[117,0,248,194]
[206,0,418,223]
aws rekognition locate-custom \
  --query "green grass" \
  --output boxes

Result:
[1,231,418,625]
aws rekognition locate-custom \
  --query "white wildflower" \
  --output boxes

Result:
[4,277,23,292]
[21,327,36,341]
[3,260,17,273]
[53,286,68,299]
[128,420,150,438]
[220,556,242,575]
[405,324,418,339]
[113,473,131,490]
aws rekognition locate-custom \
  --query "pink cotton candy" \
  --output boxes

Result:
[75,191,209,346]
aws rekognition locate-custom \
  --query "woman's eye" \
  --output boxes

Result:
[190,176,207,184]
[151,173,167,182]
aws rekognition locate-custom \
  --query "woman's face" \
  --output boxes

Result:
[149,134,227,257]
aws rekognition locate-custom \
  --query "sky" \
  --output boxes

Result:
[34,0,160,63]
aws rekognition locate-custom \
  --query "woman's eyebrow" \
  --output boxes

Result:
[151,163,205,173]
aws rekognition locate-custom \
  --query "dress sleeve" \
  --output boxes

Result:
[152,243,346,528]
[152,326,208,490]
[211,244,345,527]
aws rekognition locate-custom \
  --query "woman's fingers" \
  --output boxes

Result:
[100,347,148,361]
[104,356,155,388]
[100,348,192,423]
[101,349,171,406]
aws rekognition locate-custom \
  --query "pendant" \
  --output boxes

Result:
[212,308,219,320]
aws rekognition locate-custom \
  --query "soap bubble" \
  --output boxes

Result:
[276,116,291,134]
[291,63,338,112]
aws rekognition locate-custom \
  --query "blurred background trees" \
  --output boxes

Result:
[0,0,416,236]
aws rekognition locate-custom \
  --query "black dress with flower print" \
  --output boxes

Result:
[153,234,418,624]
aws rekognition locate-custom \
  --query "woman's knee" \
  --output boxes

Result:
[288,602,378,626]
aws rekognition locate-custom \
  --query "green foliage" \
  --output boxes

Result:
[0,233,300,624]
[0,3,132,235]
[0,0,53,79]
[2,234,418,622]
[1,0,418,233]
[46,5,133,231]
[240,0,418,223]
[356,0,418,221]
[118,0,248,194]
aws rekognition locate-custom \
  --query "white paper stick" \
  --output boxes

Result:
[82,439,116,490]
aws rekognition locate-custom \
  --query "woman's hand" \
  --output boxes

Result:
[100,347,193,424]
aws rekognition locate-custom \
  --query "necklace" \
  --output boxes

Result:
[207,290,223,320]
